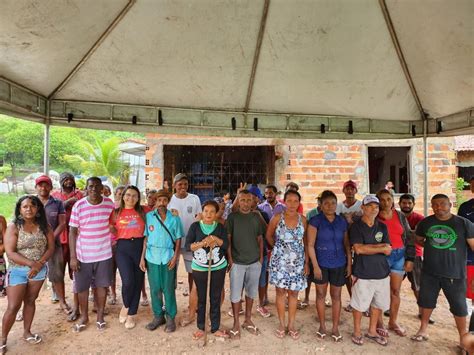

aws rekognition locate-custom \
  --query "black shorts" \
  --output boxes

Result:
[407,256,422,292]
[311,265,346,287]
[418,271,467,317]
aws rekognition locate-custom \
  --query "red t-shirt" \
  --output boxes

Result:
[110,208,146,240]
[378,210,404,249]
[51,189,84,244]
[406,211,425,257]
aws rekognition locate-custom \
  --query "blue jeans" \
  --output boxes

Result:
[258,254,268,288]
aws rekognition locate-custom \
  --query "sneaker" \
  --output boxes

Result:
[146,315,166,331]
[51,291,59,304]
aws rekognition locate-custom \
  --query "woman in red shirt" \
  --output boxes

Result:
[375,189,415,338]
[110,185,147,329]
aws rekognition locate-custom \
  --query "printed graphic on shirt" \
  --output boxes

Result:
[187,206,193,214]
[426,225,457,250]
[375,232,383,242]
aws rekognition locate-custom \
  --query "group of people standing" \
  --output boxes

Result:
[0,172,473,353]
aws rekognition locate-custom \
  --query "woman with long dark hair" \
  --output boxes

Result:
[109,185,147,329]
[1,195,55,353]
[375,189,415,337]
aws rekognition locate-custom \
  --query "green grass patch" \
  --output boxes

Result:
[0,193,18,221]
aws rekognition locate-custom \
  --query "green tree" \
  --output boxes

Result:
[65,137,128,187]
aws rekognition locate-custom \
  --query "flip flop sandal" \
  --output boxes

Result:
[316,331,327,339]
[67,312,79,322]
[274,329,286,339]
[376,327,389,338]
[180,317,194,327]
[15,313,23,322]
[297,301,308,310]
[244,325,260,335]
[256,306,271,318]
[192,330,205,340]
[351,334,364,346]
[214,330,230,339]
[229,330,240,339]
[96,321,106,331]
[288,330,300,340]
[332,334,343,342]
[73,324,86,333]
[389,325,407,337]
[24,334,42,344]
[365,333,388,346]
[107,297,117,305]
[0,344,6,354]
[410,334,429,342]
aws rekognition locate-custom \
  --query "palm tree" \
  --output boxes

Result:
[65,137,129,187]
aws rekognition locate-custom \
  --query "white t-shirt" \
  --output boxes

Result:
[336,199,362,215]
[168,193,202,248]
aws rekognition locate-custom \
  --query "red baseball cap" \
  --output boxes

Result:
[343,180,357,190]
[35,175,52,187]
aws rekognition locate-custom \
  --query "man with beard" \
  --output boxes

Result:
[141,189,184,332]
[411,194,474,349]
[52,173,84,321]
[258,185,286,219]
[69,177,115,331]
[35,176,67,313]
[398,194,430,322]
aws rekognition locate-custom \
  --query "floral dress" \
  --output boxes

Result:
[269,214,307,291]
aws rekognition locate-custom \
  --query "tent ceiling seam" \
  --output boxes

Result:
[379,0,426,120]
[47,0,136,100]
[244,0,270,113]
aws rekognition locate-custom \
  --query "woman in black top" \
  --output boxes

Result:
[185,200,229,340]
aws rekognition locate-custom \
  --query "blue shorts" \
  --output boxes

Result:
[6,265,48,287]
[387,248,405,275]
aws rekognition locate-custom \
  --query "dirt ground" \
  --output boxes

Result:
[0,266,463,355]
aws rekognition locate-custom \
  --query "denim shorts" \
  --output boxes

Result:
[387,247,405,275]
[6,265,48,287]
[230,261,261,303]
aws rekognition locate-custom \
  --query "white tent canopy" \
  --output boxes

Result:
[0,0,472,139]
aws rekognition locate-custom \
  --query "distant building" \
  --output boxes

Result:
[145,133,459,214]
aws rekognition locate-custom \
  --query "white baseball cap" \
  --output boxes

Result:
[362,195,380,205]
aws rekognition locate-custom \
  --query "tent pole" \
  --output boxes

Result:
[422,120,428,216]
[43,100,51,175]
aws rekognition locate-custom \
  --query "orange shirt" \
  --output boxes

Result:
[110,208,146,240]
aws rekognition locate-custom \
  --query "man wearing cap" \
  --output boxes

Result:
[51,172,84,321]
[412,194,474,348]
[35,175,68,313]
[167,173,202,326]
[349,195,392,346]
[336,180,362,224]
[337,180,362,312]
[141,189,184,332]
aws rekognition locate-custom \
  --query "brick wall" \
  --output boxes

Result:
[145,134,456,216]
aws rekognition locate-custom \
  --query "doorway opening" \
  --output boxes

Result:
[368,146,411,194]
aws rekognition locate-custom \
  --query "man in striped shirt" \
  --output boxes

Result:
[69,177,115,332]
